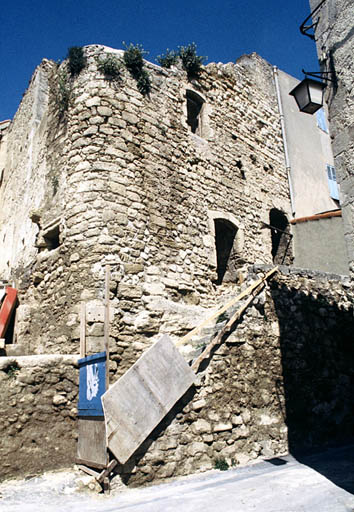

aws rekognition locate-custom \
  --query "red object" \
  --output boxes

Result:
[0,287,17,338]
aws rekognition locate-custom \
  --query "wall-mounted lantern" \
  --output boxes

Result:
[289,77,326,114]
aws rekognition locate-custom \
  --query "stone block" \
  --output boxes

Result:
[124,263,144,274]
[122,111,139,124]
[143,282,165,295]
[85,97,101,107]
[83,126,98,136]
[6,345,28,357]
[192,418,212,434]
[97,106,112,116]
[213,422,233,432]
[118,284,143,299]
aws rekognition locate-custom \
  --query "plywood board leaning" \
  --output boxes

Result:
[77,417,108,468]
[102,334,196,464]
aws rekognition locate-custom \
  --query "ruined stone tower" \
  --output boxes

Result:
[0,45,291,361]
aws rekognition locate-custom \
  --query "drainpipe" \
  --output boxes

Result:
[273,66,295,216]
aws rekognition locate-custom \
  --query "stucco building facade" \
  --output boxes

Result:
[309,0,354,274]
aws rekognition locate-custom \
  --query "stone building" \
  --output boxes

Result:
[0,45,293,359]
[0,45,353,483]
[309,0,354,274]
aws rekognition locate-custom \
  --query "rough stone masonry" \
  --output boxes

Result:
[0,268,353,483]
[0,45,290,359]
[0,46,353,483]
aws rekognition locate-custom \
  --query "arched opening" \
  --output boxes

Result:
[186,90,204,136]
[269,209,291,264]
[214,219,238,285]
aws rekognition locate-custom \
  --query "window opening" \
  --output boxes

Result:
[326,164,339,201]
[186,90,204,136]
[269,209,291,265]
[214,219,238,285]
[43,224,60,250]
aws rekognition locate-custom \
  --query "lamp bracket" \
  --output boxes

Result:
[302,69,334,83]
[300,0,327,40]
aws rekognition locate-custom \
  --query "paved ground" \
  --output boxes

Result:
[1,445,354,511]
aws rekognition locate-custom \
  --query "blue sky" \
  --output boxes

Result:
[0,0,319,121]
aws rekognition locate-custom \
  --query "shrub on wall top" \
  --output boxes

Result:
[67,46,86,76]
[123,43,151,95]
[156,49,179,69]
[179,43,206,78]
[97,54,122,80]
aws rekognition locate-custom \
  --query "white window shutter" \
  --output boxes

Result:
[326,164,339,201]
[316,108,328,133]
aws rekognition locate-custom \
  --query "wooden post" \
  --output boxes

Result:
[80,302,86,358]
[104,264,110,390]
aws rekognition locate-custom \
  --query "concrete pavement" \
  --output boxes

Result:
[1,445,354,511]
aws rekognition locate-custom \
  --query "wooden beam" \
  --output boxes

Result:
[80,302,86,359]
[191,282,265,372]
[176,267,277,347]
[78,464,100,478]
[97,459,118,484]
[75,457,107,470]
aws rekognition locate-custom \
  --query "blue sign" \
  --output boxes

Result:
[78,352,106,416]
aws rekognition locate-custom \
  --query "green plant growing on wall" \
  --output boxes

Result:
[123,43,151,95]
[4,362,20,379]
[214,457,229,471]
[67,46,86,76]
[136,68,151,95]
[55,68,72,118]
[97,54,123,80]
[157,49,179,69]
[178,43,206,79]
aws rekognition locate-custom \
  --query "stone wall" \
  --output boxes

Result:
[1,268,353,484]
[309,0,354,274]
[0,45,291,358]
[0,355,78,481]
[120,266,354,486]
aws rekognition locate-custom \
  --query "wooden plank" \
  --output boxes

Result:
[102,334,196,464]
[80,302,86,359]
[176,267,278,347]
[77,417,108,467]
[192,282,265,372]
[78,465,100,478]
[97,459,118,484]
[75,458,107,470]
[104,265,110,390]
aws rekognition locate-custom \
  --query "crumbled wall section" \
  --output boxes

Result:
[1,269,353,483]
[0,355,78,481]
[1,45,291,357]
